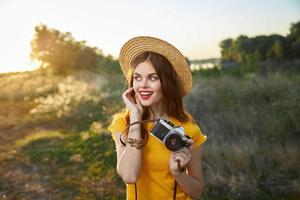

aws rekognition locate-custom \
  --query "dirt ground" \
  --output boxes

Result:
[0,101,65,200]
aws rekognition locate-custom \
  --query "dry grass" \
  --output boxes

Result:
[1,69,299,199]
[0,71,61,101]
[186,72,300,199]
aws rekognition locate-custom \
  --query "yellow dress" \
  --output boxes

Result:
[107,111,207,200]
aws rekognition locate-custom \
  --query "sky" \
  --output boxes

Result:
[0,0,299,73]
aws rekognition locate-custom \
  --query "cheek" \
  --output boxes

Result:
[152,82,162,93]
[132,81,138,90]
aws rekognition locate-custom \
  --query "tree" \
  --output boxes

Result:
[287,21,300,59]
[30,24,103,74]
[267,40,284,61]
[219,33,289,63]
[219,38,234,62]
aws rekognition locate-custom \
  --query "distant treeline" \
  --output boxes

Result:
[219,21,300,64]
[31,24,121,75]
[31,21,300,75]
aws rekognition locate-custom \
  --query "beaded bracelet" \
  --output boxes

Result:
[126,138,143,149]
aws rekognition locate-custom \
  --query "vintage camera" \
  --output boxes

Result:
[150,118,191,151]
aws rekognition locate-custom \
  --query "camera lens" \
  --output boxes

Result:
[165,134,182,151]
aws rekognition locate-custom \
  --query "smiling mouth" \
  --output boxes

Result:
[139,91,153,100]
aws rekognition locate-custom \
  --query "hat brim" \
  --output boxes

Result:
[119,36,192,95]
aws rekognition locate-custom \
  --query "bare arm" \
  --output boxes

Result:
[113,112,143,184]
[113,87,144,184]
[169,146,204,199]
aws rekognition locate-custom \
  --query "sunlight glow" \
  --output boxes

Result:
[0,60,41,74]
[0,1,38,73]
[0,39,41,73]
[0,0,299,73]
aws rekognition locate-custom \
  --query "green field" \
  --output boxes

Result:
[0,68,299,200]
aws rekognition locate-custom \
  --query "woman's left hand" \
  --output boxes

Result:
[169,139,194,176]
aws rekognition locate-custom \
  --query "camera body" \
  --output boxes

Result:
[150,118,191,151]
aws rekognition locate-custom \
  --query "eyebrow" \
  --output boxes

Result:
[134,72,158,76]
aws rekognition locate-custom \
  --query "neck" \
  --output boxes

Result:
[149,102,167,120]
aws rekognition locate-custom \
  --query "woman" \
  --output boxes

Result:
[107,36,207,200]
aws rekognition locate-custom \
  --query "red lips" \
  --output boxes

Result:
[139,90,154,100]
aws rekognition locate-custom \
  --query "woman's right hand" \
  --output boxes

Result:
[122,87,143,116]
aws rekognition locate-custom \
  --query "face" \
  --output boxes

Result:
[132,60,164,107]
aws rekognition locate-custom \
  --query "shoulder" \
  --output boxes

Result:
[111,111,127,122]
[181,119,202,135]
[180,118,207,148]
[170,113,201,135]
[107,110,128,134]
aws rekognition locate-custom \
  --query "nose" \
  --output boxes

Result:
[141,78,149,88]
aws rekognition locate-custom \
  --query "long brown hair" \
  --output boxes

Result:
[123,52,191,139]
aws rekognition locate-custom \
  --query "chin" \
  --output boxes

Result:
[138,94,161,107]
[141,99,162,108]
[140,100,152,107]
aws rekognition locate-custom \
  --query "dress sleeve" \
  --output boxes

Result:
[107,112,127,141]
[184,121,207,149]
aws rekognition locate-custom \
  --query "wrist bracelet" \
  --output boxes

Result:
[126,138,143,149]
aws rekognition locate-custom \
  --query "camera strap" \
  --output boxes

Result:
[123,117,184,199]
[119,119,155,146]
[173,181,178,200]
[135,184,137,200]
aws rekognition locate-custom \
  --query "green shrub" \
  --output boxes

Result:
[187,72,300,140]
[185,72,300,199]
[29,72,107,130]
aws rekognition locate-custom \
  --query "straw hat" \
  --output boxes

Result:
[119,36,192,95]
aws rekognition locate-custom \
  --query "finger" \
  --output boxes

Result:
[174,155,187,170]
[176,152,191,162]
[123,87,134,95]
[172,151,191,163]
[122,94,133,105]
[174,155,185,162]
[187,139,194,144]
[173,151,188,159]
[122,87,133,97]
[135,95,140,105]
[186,139,194,149]
[135,95,143,109]
[175,159,185,172]
[122,88,135,102]
[174,147,190,156]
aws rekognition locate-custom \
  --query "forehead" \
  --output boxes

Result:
[134,60,157,74]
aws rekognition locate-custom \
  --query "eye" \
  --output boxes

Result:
[134,75,142,81]
[149,75,158,81]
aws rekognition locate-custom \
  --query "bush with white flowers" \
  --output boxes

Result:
[30,72,105,128]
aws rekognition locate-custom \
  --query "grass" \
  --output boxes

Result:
[0,99,35,130]
[185,72,300,200]
[201,139,300,200]
[0,68,299,199]
[14,130,125,200]
[0,70,61,101]
[187,72,300,140]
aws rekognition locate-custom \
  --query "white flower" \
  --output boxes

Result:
[29,72,105,119]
